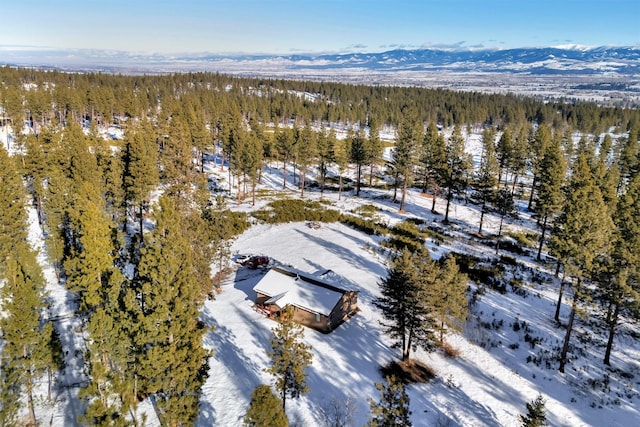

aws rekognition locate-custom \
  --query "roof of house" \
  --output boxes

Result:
[253,267,353,316]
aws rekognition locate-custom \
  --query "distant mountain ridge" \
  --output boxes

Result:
[179,46,640,75]
[1,45,639,75]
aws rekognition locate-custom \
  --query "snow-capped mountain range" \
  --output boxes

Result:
[1,45,639,75]
[181,46,640,75]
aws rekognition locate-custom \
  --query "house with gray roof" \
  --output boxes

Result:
[252,266,358,333]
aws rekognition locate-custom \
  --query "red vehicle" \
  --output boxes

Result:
[243,255,270,269]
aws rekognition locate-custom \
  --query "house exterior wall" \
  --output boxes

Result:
[292,306,331,332]
[328,291,358,329]
[255,292,271,305]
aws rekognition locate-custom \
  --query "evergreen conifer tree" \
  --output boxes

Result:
[374,249,437,361]
[79,273,134,427]
[0,146,54,426]
[420,122,447,213]
[510,125,530,194]
[534,134,566,261]
[91,123,124,225]
[333,135,350,200]
[127,195,209,425]
[430,255,469,345]
[551,153,613,372]
[0,360,20,426]
[245,127,264,205]
[617,126,638,188]
[519,394,547,427]
[62,118,101,190]
[367,375,412,427]
[0,147,29,262]
[265,307,313,412]
[0,251,54,427]
[366,120,383,187]
[316,125,334,196]
[393,108,422,212]
[64,181,117,313]
[21,133,48,225]
[0,85,24,133]
[297,123,317,198]
[496,128,514,187]
[122,119,159,243]
[204,195,238,293]
[180,203,216,301]
[528,125,552,209]
[161,112,194,189]
[494,189,516,255]
[244,384,289,427]
[276,126,295,190]
[601,174,640,365]
[443,126,472,223]
[473,127,499,235]
[350,127,367,196]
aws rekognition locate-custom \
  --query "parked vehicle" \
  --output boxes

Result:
[242,255,270,269]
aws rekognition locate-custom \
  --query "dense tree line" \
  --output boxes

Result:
[2,66,639,137]
[0,81,246,424]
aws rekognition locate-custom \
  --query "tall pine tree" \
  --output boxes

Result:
[375,249,437,361]
[420,122,447,213]
[126,195,209,425]
[551,152,613,373]
[244,384,288,427]
[430,255,469,345]
[265,307,313,412]
[367,375,412,427]
[534,133,566,261]
[122,119,159,244]
[0,147,54,426]
[350,127,367,197]
[472,127,499,235]
[393,108,422,212]
[443,126,472,223]
[601,174,640,365]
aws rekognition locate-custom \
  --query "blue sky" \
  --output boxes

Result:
[3,0,638,54]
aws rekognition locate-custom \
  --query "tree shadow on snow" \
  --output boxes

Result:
[300,310,399,426]
[230,265,270,301]
[197,301,272,426]
[414,382,498,427]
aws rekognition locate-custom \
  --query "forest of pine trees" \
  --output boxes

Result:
[0,65,639,425]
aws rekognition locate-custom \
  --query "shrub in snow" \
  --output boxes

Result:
[519,394,547,427]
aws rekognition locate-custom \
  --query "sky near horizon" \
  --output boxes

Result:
[3,0,638,54]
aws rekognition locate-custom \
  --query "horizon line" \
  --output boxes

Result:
[1,43,639,59]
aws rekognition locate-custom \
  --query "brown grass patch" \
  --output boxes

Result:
[440,341,461,358]
[380,359,436,384]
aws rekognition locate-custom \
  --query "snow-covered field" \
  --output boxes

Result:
[12,126,640,426]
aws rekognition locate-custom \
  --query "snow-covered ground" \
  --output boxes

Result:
[197,199,639,426]
[15,127,640,426]
[194,130,639,426]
